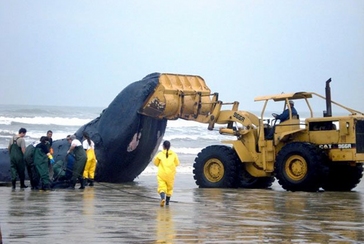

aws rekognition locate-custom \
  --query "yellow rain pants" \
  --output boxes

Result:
[83,148,97,179]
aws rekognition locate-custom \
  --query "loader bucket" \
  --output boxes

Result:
[139,73,214,120]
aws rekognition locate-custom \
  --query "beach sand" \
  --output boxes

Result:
[0,173,364,243]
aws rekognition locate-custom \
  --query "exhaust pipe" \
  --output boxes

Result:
[324,78,332,117]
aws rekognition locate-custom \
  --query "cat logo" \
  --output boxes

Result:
[319,144,332,149]
[338,144,352,149]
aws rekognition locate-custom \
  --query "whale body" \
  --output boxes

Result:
[0,73,167,183]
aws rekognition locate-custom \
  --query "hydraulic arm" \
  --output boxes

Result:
[139,73,259,134]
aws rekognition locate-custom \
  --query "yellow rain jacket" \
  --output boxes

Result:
[154,149,180,196]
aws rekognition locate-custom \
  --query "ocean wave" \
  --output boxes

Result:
[163,133,228,142]
[0,130,15,137]
[166,120,207,128]
[141,165,194,175]
[172,147,204,155]
[25,132,71,142]
[0,116,92,126]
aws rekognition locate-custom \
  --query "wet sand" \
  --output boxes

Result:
[1,173,364,243]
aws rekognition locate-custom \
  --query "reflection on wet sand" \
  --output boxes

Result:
[0,176,364,243]
[155,207,176,243]
[191,188,364,243]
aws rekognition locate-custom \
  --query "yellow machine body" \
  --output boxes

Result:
[140,73,364,191]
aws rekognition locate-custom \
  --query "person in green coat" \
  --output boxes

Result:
[8,127,28,189]
[66,134,87,189]
[24,142,40,190]
[34,136,55,191]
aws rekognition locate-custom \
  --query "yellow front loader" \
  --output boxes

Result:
[139,74,364,191]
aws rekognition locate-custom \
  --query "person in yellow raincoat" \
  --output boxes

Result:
[82,132,97,186]
[154,140,179,207]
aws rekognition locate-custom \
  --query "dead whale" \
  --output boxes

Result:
[0,73,167,183]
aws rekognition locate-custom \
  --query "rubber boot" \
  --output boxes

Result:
[88,179,94,187]
[20,179,28,189]
[30,179,35,190]
[31,181,40,190]
[160,192,166,207]
[67,180,76,189]
[12,180,16,190]
[79,178,85,189]
[166,196,171,206]
[42,184,51,191]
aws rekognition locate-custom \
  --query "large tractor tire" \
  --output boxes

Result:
[193,145,239,188]
[238,164,275,189]
[322,163,363,191]
[275,142,328,192]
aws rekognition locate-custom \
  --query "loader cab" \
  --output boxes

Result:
[254,92,311,143]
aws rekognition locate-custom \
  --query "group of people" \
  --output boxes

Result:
[8,126,179,206]
[25,131,54,190]
[64,132,97,189]
[8,128,97,191]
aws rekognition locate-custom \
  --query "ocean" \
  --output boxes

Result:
[0,104,230,175]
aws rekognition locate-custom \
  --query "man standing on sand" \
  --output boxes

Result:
[66,135,87,189]
[8,127,28,189]
[46,130,53,148]
[46,130,54,180]
[34,136,54,191]
[82,131,97,187]
[24,141,40,190]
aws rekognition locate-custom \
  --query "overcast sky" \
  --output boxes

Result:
[1,1,363,113]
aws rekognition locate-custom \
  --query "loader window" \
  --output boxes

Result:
[309,121,338,131]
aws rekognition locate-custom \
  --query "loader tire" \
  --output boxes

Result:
[238,164,275,189]
[322,163,363,191]
[193,145,239,188]
[275,142,328,192]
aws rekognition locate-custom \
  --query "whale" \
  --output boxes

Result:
[0,73,167,183]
